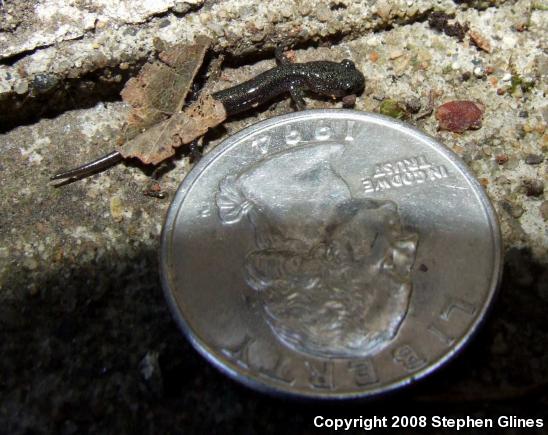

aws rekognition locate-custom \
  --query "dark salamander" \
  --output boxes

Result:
[214,59,365,115]
[51,53,365,183]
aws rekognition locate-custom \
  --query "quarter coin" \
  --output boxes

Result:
[160,110,502,398]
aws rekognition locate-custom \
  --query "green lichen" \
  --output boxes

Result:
[532,2,548,11]
[510,75,535,94]
[442,64,453,75]
[379,99,406,119]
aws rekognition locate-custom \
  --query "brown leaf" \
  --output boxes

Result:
[120,36,212,140]
[119,94,227,165]
[436,100,484,133]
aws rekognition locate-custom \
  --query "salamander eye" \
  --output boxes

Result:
[343,81,353,90]
[341,59,355,69]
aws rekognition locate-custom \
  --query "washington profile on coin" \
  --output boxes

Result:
[215,142,419,358]
[161,110,502,398]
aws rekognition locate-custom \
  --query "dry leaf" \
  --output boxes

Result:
[119,94,227,164]
[120,36,212,140]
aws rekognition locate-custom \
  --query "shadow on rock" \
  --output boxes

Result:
[0,247,546,434]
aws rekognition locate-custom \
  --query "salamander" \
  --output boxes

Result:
[51,51,365,183]
[214,58,365,115]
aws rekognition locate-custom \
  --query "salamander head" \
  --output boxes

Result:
[305,59,365,99]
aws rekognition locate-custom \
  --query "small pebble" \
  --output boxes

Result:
[250,31,265,42]
[469,29,492,53]
[298,2,311,15]
[523,179,544,197]
[511,205,525,219]
[13,80,28,94]
[501,200,524,218]
[473,66,485,78]
[123,27,138,36]
[495,154,509,164]
[110,196,124,222]
[482,145,492,156]
[32,74,59,94]
[280,7,292,18]
[504,157,519,170]
[342,94,356,108]
[389,50,404,60]
[436,101,484,133]
[315,3,331,21]
[143,182,166,199]
[461,71,471,81]
[376,0,392,20]
[452,145,465,155]
[173,1,191,14]
[525,154,544,165]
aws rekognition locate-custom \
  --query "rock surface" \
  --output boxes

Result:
[1,0,547,433]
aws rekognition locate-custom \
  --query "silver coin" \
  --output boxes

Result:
[160,110,502,399]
